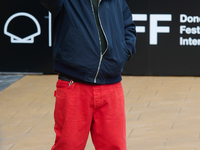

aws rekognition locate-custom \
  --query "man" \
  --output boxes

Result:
[40,0,136,149]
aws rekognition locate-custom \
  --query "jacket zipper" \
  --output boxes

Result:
[90,0,108,83]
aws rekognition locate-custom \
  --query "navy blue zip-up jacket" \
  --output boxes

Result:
[40,0,136,84]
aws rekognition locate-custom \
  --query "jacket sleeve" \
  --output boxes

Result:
[123,0,137,55]
[40,0,64,16]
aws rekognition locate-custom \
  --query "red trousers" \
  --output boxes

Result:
[52,79,126,150]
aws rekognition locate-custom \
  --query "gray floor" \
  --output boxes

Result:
[0,75,24,91]
[1,75,200,149]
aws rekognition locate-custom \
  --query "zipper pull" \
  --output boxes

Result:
[69,80,74,86]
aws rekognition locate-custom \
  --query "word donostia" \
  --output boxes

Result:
[180,14,200,23]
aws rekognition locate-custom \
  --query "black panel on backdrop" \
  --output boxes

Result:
[148,0,200,75]
[123,0,200,76]
[0,0,53,73]
[1,0,200,76]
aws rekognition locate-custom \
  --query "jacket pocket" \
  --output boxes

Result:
[120,41,131,61]
[102,41,131,76]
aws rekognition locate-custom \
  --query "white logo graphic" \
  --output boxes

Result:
[150,14,172,45]
[132,14,172,45]
[4,12,41,44]
[44,12,52,47]
[132,14,147,33]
